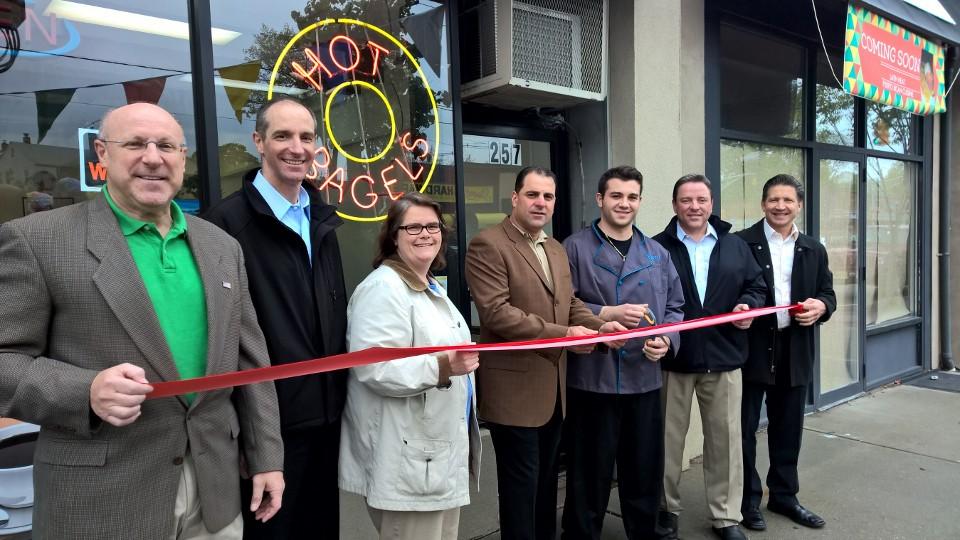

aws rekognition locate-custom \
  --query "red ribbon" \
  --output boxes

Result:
[146,304,801,399]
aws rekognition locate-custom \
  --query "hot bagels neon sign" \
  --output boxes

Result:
[268,18,440,222]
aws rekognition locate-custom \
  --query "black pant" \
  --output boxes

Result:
[241,421,341,539]
[560,388,663,540]
[741,331,807,510]
[489,399,564,540]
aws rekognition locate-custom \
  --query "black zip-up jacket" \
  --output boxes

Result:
[737,219,836,386]
[654,215,767,373]
[203,169,348,430]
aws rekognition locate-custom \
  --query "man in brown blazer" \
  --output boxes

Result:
[466,166,627,540]
[0,103,284,540]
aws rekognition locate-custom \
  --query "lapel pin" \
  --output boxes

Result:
[222,281,232,289]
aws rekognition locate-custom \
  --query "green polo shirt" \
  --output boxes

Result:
[104,188,207,403]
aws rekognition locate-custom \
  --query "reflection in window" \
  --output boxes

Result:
[866,103,916,154]
[818,159,859,393]
[461,137,552,327]
[720,25,804,139]
[866,158,916,325]
[210,1,455,297]
[815,54,854,146]
[0,1,198,224]
[719,139,804,232]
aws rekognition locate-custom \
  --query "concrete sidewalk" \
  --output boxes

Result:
[341,383,960,539]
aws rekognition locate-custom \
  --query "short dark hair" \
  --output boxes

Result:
[597,165,643,196]
[672,173,712,201]
[373,192,448,272]
[514,166,557,193]
[762,174,805,203]
[254,96,317,137]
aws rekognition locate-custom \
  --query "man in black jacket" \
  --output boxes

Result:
[736,174,836,532]
[204,97,348,539]
[653,174,766,540]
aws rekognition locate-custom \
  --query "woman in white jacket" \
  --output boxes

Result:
[339,192,481,540]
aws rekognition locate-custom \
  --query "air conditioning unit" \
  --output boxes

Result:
[459,0,608,110]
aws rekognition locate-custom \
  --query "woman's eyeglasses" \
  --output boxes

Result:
[398,223,442,235]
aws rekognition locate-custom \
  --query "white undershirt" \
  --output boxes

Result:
[764,220,799,329]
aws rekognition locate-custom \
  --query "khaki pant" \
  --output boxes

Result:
[169,453,243,540]
[366,504,460,540]
[661,369,744,528]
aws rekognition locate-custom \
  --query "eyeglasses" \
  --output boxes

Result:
[398,222,442,235]
[99,139,187,154]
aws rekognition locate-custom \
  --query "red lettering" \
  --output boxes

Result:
[318,167,347,203]
[87,161,107,181]
[399,132,430,159]
[363,41,390,77]
[306,147,331,180]
[329,35,361,73]
[379,164,404,201]
[351,175,378,209]
[291,47,334,91]
[24,9,57,46]
[393,157,424,183]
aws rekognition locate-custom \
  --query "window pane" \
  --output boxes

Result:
[866,158,917,325]
[818,159,860,393]
[720,25,804,139]
[719,139,805,232]
[0,1,198,225]
[866,103,917,154]
[210,1,456,296]
[461,137,552,327]
[816,53,854,146]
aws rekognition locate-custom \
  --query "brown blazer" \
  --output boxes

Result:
[465,218,603,427]
[0,196,283,539]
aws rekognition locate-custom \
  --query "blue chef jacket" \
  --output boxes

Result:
[562,220,685,394]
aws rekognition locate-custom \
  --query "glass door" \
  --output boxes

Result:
[816,153,864,404]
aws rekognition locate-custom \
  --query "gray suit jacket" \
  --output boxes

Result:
[0,196,283,539]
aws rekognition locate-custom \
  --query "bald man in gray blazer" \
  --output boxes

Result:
[0,103,284,540]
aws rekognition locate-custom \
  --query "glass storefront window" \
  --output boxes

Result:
[815,54,854,146]
[210,0,455,295]
[719,139,805,232]
[818,159,860,393]
[720,25,804,140]
[460,136,551,327]
[866,103,917,154]
[866,158,917,325]
[0,1,199,224]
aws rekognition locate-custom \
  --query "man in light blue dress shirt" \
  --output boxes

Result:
[653,174,766,540]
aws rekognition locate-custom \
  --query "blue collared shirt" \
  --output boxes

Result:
[253,171,312,264]
[677,221,718,305]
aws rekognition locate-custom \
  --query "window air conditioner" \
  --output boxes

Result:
[459,0,608,110]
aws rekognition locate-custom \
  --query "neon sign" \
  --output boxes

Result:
[268,19,440,222]
[7,1,82,58]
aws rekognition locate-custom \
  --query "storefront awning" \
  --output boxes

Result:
[858,0,960,44]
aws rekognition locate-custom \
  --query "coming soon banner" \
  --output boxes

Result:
[843,4,946,115]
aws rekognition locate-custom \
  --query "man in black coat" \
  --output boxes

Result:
[204,97,348,539]
[735,174,836,532]
[653,174,766,540]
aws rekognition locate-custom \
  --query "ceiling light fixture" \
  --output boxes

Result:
[45,0,241,45]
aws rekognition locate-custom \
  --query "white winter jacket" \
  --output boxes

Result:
[338,258,481,511]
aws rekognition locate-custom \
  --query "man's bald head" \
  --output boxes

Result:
[93,102,187,227]
[99,103,185,143]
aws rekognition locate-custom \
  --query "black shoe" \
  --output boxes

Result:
[712,524,748,540]
[766,500,826,529]
[740,507,766,531]
[655,511,679,539]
